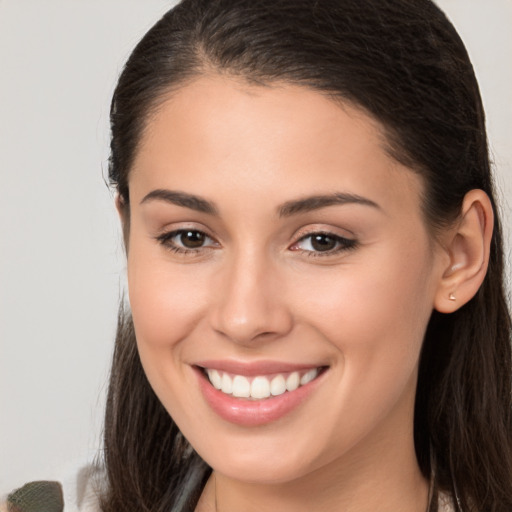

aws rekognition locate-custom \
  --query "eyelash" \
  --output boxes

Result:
[155,229,358,257]
[155,229,218,255]
[291,231,358,257]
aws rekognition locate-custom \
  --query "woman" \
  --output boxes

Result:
[4,0,511,511]
[102,0,512,510]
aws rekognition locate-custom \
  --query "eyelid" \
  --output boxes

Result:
[154,224,357,257]
[292,223,356,240]
[289,229,358,256]
[155,227,219,254]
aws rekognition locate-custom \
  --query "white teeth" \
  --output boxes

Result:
[232,375,251,397]
[251,376,271,399]
[206,368,321,400]
[300,368,318,385]
[270,375,287,396]
[286,372,300,392]
[207,369,222,389]
[221,373,233,394]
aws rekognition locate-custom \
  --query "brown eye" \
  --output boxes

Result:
[290,231,358,256]
[156,229,218,254]
[310,234,337,251]
[180,230,206,248]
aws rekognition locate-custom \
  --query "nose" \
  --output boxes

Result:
[209,249,293,346]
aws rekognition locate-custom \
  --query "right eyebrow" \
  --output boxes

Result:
[140,189,219,216]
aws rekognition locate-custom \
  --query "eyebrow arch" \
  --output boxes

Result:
[140,189,219,215]
[278,193,380,217]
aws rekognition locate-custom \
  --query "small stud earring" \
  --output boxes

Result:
[449,293,456,301]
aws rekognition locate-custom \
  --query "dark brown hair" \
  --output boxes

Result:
[103,1,512,510]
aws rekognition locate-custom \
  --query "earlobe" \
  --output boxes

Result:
[434,189,493,313]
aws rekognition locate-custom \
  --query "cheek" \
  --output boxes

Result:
[295,241,436,391]
[125,242,215,422]
[126,240,209,357]
[284,248,436,459]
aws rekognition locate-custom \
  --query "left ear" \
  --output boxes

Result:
[115,193,130,252]
[434,189,494,313]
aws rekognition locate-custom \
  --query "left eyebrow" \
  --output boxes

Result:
[278,193,381,217]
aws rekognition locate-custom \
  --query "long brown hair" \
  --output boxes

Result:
[102,1,512,510]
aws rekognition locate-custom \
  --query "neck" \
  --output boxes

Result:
[214,446,427,512]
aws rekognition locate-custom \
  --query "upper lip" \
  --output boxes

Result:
[194,359,327,376]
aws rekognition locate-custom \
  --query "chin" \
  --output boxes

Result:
[209,453,314,484]
[190,425,330,484]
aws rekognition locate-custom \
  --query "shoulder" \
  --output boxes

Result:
[70,464,105,512]
[1,465,104,512]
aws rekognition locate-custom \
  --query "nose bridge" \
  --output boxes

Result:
[211,243,292,345]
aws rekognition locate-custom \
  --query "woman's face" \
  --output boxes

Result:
[125,76,447,484]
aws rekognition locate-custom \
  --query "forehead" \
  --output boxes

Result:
[130,75,424,217]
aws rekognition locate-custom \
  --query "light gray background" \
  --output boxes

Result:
[1,0,511,493]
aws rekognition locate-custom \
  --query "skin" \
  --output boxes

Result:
[121,75,492,512]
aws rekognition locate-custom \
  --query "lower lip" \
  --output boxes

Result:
[195,367,326,427]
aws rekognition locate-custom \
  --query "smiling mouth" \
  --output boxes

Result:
[201,367,326,400]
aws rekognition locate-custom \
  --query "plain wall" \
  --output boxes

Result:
[1,0,510,494]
